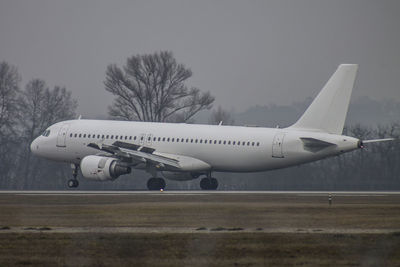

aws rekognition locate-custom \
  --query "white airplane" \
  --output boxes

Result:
[30,64,394,190]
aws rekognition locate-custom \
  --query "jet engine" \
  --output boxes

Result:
[80,155,131,181]
[161,171,200,181]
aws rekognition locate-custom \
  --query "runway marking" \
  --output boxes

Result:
[0,226,399,234]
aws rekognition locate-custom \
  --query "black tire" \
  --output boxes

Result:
[200,178,211,190]
[147,177,166,190]
[68,179,78,188]
[157,178,166,190]
[200,177,218,190]
[210,178,218,190]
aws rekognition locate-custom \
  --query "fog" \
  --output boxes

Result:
[1,0,400,118]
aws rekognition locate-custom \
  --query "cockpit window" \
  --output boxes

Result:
[41,130,50,137]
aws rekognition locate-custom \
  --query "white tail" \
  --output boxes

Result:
[289,64,358,134]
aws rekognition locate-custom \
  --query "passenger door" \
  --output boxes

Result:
[56,124,70,147]
[272,133,285,158]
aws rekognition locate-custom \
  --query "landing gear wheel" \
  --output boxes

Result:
[68,179,79,188]
[68,164,80,188]
[210,178,218,190]
[147,178,166,190]
[200,177,218,190]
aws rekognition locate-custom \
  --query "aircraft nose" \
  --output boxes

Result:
[30,138,39,155]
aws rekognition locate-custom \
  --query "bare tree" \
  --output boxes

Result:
[104,51,214,122]
[18,79,77,186]
[208,106,235,125]
[0,61,21,185]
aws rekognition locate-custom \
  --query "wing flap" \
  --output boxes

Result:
[87,142,180,170]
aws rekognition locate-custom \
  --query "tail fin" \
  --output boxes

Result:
[289,64,358,134]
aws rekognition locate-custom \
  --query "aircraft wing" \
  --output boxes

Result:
[87,141,181,170]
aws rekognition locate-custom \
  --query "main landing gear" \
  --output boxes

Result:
[68,164,79,188]
[147,177,166,190]
[200,177,218,190]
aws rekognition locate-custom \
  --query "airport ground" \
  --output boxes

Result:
[0,191,399,266]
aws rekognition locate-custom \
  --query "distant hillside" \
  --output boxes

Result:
[230,96,400,128]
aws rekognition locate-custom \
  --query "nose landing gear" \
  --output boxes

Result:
[68,164,80,188]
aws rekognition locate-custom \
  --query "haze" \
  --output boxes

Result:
[1,0,399,118]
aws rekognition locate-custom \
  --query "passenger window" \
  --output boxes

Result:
[101,135,105,139]
[214,140,217,144]
[186,139,189,142]
[233,141,236,145]
[223,141,226,145]
[79,134,82,138]
[167,138,170,142]
[83,134,86,138]
[163,137,166,141]
[195,139,198,143]
[153,137,156,141]
[204,140,207,144]
[74,134,77,138]
[172,138,175,142]
[257,142,260,146]
[247,142,250,146]
[218,140,222,144]
[176,139,179,143]
[158,137,161,141]
[110,135,114,139]
[242,142,245,146]
[228,141,231,145]
[191,139,193,143]
[125,136,128,140]
[134,136,137,140]
[252,142,255,146]
[70,133,73,137]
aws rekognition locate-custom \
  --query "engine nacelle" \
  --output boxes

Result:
[80,155,131,181]
[161,171,200,181]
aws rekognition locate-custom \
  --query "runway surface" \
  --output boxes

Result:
[1,190,400,196]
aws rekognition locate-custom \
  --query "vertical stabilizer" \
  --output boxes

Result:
[289,64,358,134]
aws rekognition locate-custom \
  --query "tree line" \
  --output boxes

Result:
[0,61,77,189]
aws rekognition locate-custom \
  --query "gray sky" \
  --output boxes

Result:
[1,0,399,118]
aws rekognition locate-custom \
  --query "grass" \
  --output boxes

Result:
[0,232,399,266]
[0,194,400,229]
[0,193,400,266]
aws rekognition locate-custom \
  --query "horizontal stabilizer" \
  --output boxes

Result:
[300,137,336,153]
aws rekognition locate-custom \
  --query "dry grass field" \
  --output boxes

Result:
[0,192,399,266]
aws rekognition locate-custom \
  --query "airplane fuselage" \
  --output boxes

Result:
[31,119,360,173]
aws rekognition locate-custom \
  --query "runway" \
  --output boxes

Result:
[0,190,399,265]
[1,190,400,196]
